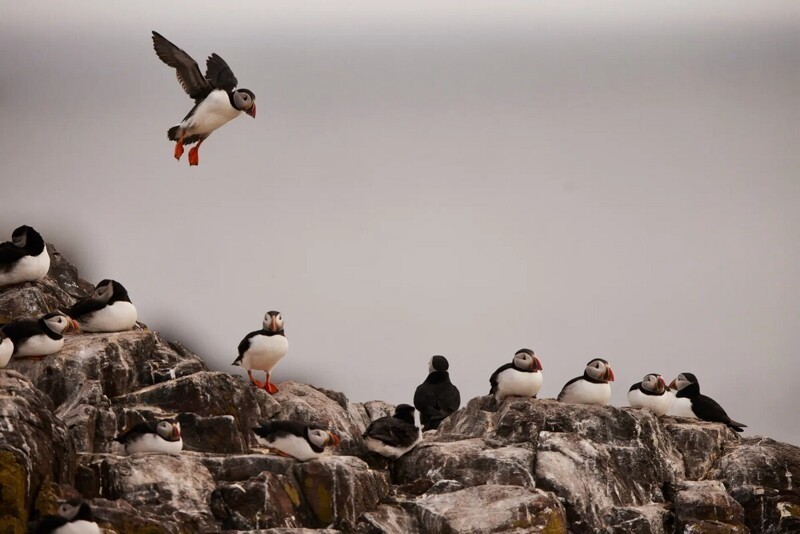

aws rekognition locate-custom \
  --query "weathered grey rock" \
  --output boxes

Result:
[357,504,422,533]
[55,380,117,453]
[664,417,737,479]
[604,504,671,533]
[673,480,747,533]
[89,497,181,534]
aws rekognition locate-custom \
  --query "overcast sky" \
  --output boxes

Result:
[1,2,799,445]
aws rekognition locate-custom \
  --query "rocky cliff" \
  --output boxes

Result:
[1,246,799,533]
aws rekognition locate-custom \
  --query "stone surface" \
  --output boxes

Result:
[673,480,747,533]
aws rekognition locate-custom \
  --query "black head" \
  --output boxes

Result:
[234,89,256,117]
[94,279,131,303]
[263,310,285,333]
[669,372,699,392]
[429,355,449,372]
[393,404,416,424]
[11,225,44,252]
[584,358,614,382]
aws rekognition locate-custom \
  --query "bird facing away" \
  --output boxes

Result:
[1,312,78,360]
[628,373,674,416]
[115,419,183,455]
[252,421,341,462]
[414,355,461,431]
[34,497,100,534]
[669,372,747,432]
[363,404,422,459]
[151,31,256,166]
[0,225,50,287]
[66,279,137,333]
[233,311,288,394]
[489,348,543,401]
[557,358,615,405]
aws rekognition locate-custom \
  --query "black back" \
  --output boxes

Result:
[115,421,159,443]
[414,371,460,431]
[253,420,327,453]
[1,314,62,345]
[364,406,419,448]
[34,515,68,534]
[0,225,45,267]
[675,379,746,432]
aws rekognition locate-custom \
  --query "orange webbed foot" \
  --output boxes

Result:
[174,142,184,160]
[188,146,199,166]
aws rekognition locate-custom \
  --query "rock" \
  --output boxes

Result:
[664,417,737,479]
[604,504,671,533]
[89,497,181,534]
[357,504,422,533]
[673,480,747,532]
[56,380,117,453]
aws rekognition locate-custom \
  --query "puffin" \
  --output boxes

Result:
[115,419,183,454]
[232,310,288,394]
[628,373,674,416]
[152,31,256,166]
[557,358,615,405]
[0,332,13,368]
[66,279,137,333]
[413,355,461,430]
[363,404,422,459]
[252,421,341,462]
[489,348,543,401]
[669,372,746,432]
[1,312,78,359]
[0,225,50,287]
[34,497,100,534]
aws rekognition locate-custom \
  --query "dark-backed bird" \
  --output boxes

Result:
[413,355,461,430]
[0,225,49,287]
[252,421,340,461]
[34,497,100,534]
[115,419,183,454]
[152,31,256,166]
[1,312,77,359]
[489,348,543,401]
[669,372,746,432]
[628,373,673,415]
[363,404,422,459]
[557,358,615,405]
[66,279,137,333]
[233,311,288,394]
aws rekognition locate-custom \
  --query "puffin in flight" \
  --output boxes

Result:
[669,372,746,432]
[489,348,543,401]
[0,225,50,287]
[66,279,137,333]
[152,31,256,166]
[628,373,674,416]
[252,421,341,462]
[233,311,288,394]
[413,355,461,430]
[557,358,615,405]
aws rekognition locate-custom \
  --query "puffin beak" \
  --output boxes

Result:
[658,376,666,391]
[668,379,677,390]
[246,104,256,118]
[173,424,181,439]
[327,432,341,447]
[534,357,543,371]
[65,319,79,333]
[605,366,615,382]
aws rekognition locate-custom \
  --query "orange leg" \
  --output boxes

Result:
[188,139,204,166]
[174,131,185,160]
[247,369,265,389]
[13,354,47,361]
[269,448,293,458]
[265,373,279,394]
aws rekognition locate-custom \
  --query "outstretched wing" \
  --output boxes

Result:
[205,53,238,92]
[152,31,213,101]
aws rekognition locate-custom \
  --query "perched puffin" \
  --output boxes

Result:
[363,404,422,459]
[489,348,543,401]
[1,312,77,359]
[0,225,50,287]
[66,279,137,333]
[152,31,256,166]
[669,373,746,432]
[628,373,674,416]
[413,355,461,430]
[557,358,615,405]
[232,311,288,394]
[34,497,100,534]
[252,421,341,462]
[115,419,183,454]
[0,332,13,368]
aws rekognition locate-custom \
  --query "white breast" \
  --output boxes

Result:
[494,369,543,401]
[78,301,138,332]
[257,434,319,462]
[180,90,242,136]
[52,521,101,534]
[364,434,422,459]
[242,335,289,372]
[560,379,612,405]
[0,249,50,286]
[0,339,13,368]
[628,389,674,416]
[669,397,698,419]
[125,434,183,455]
[13,334,63,357]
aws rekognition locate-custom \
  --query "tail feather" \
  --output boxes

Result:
[167,126,181,141]
[728,420,747,432]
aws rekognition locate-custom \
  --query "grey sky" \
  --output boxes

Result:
[2,2,799,445]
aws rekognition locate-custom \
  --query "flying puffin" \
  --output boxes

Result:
[669,372,746,432]
[0,332,13,368]
[66,279,137,333]
[413,355,461,430]
[152,31,256,166]
[489,348,543,401]
[232,310,288,394]
[115,419,183,454]
[252,421,341,462]
[1,312,77,359]
[34,497,100,534]
[363,404,422,459]
[557,358,615,405]
[0,225,50,287]
[627,373,674,416]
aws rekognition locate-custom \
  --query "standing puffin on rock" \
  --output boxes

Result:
[557,358,615,405]
[115,419,183,454]
[252,421,341,462]
[363,404,422,459]
[152,31,256,166]
[0,332,13,368]
[34,497,100,534]
[66,279,137,333]
[0,225,50,287]
[628,373,674,416]
[1,312,77,359]
[489,348,543,401]
[413,355,461,430]
[669,372,747,432]
[233,311,288,394]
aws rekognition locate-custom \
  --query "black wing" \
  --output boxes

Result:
[415,382,460,430]
[0,242,26,266]
[489,363,514,394]
[1,319,41,344]
[557,376,583,401]
[115,421,157,443]
[364,417,418,447]
[152,31,213,101]
[253,420,308,439]
[66,296,105,319]
[235,329,262,358]
[205,53,238,91]
[35,514,68,533]
[629,381,642,393]
[694,394,747,432]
